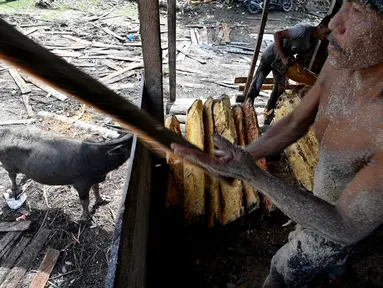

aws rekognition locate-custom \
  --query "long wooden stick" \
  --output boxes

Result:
[0,18,200,161]
[167,0,177,101]
[243,0,270,97]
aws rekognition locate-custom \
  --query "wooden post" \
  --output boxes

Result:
[237,0,270,102]
[167,0,177,102]
[137,0,164,122]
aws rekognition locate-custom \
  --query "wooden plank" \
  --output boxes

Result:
[235,76,274,84]
[51,50,82,58]
[177,45,206,64]
[0,221,31,232]
[22,74,68,101]
[134,0,164,121]
[194,28,201,44]
[200,26,208,45]
[79,55,142,62]
[99,62,144,84]
[102,27,125,42]
[0,237,31,284]
[223,23,230,43]
[190,28,197,44]
[30,248,60,288]
[22,95,34,117]
[166,97,267,115]
[176,42,188,62]
[0,228,51,288]
[0,119,36,126]
[168,0,177,102]
[8,69,31,94]
[0,232,22,256]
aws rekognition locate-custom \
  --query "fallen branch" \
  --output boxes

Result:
[37,111,120,139]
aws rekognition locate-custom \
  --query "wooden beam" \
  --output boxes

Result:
[168,0,177,102]
[235,76,273,84]
[137,0,164,122]
[242,0,270,98]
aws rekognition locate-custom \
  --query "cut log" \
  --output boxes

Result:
[232,105,260,212]
[274,93,319,191]
[184,99,205,224]
[30,248,60,288]
[165,115,184,209]
[213,95,243,224]
[242,101,275,213]
[203,97,222,227]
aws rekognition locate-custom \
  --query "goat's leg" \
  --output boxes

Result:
[8,172,19,198]
[92,184,111,205]
[74,183,92,221]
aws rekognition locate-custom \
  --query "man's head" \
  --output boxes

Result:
[315,16,332,40]
[328,0,383,70]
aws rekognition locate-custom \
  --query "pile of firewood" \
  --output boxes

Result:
[165,95,275,227]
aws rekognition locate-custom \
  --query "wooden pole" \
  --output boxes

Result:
[237,0,270,102]
[137,0,164,122]
[168,0,176,102]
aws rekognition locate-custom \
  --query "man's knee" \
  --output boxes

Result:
[263,261,286,288]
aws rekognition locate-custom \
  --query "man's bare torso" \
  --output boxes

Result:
[313,64,383,204]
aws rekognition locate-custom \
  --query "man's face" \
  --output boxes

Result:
[317,25,331,40]
[328,0,383,70]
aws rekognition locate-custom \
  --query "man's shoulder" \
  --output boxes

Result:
[288,24,315,36]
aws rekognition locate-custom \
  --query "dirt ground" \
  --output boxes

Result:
[1,0,382,288]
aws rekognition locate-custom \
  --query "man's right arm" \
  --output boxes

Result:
[274,29,291,66]
[245,61,330,160]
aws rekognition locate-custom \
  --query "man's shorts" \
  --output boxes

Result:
[269,225,351,287]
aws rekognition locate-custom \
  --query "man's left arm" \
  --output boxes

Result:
[247,151,383,245]
[172,136,383,246]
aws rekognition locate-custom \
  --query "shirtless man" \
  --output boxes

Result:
[171,0,383,286]
[246,17,331,124]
